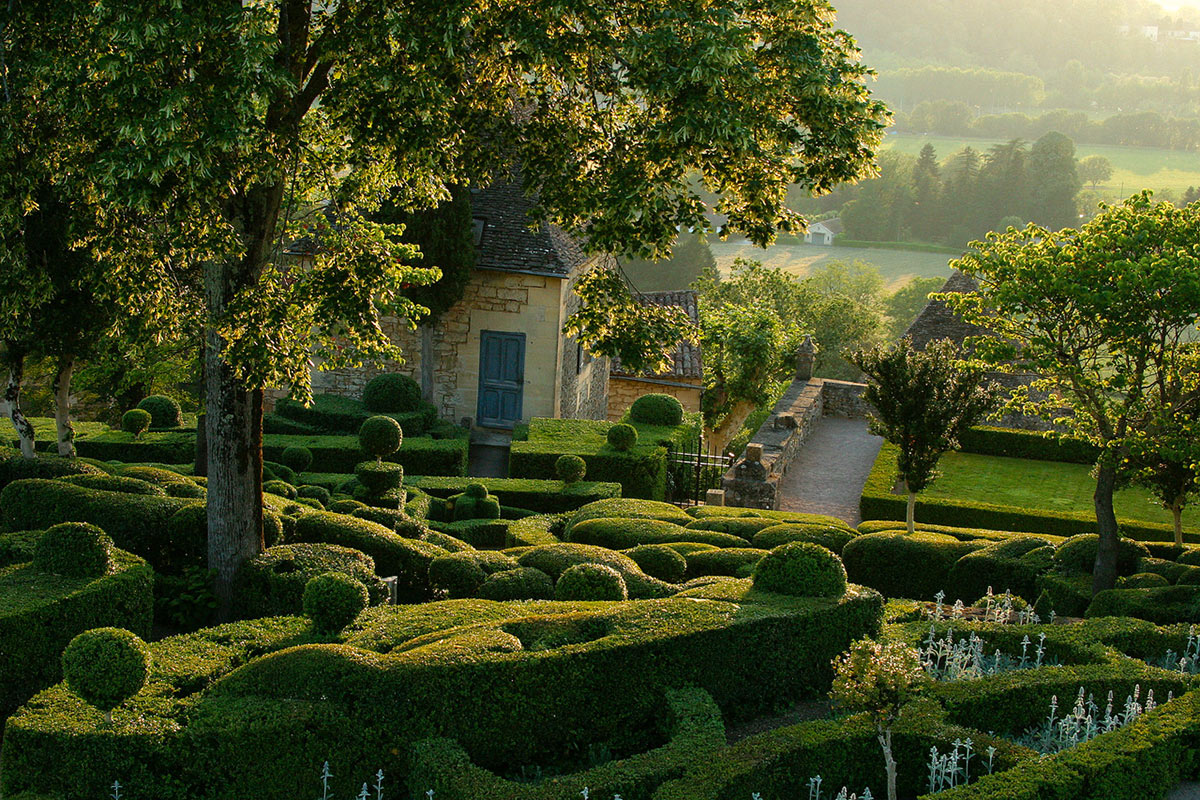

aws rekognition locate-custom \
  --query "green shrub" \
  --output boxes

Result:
[689,506,852,530]
[164,481,206,499]
[61,627,150,716]
[1085,586,1200,624]
[359,416,403,460]
[1119,572,1171,589]
[1053,534,1151,577]
[60,473,166,496]
[1036,572,1093,617]
[556,563,628,601]
[945,538,1055,603]
[1136,557,1194,585]
[136,395,182,428]
[117,465,190,486]
[476,567,555,600]
[569,517,749,550]
[567,498,695,532]
[290,511,446,601]
[684,548,768,579]
[262,460,297,485]
[516,542,673,599]
[626,544,687,583]
[425,530,474,552]
[629,393,684,426]
[606,422,638,451]
[430,518,510,548]
[429,553,487,598]
[233,543,388,617]
[0,451,103,491]
[556,454,587,483]
[263,480,297,500]
[753,541,847,598]
[509,420,670,500]
[957,425,1100,464]
[303,572,370,633]
[408,477,621,515]
[296,485,331,507]
[355,460,403,494]
[1179,569,1200,586]
[1175,549,1200,567]
[450,483,501,521]
[752,524,858,554]
[0,530,41,567]
[362,373,422,413]
[33,523,113,579]
[685,517,777,540]
[120,409,152,437]
[280,446,313,473]
[842,531,986,600]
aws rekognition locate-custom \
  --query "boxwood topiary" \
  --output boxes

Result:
[303,572,370,633]
[567,497,693,532]
[280,445,313,473]
[1052,534,1151,577]
[120,409,152,438]
[233,543,387,617]
[362,373,422,413]
[0,450,103,491]
[555,454,587,484]
[60,627,150,719]
[296,485,331,507]
[60,473,166,497]
[606,423,638,451]
[626,544,687,583]
[751,524,858,554]
[516,542,673,599]
[136,395,182,428]
[477,567,556,600]
[752,541,846,598]
[429,552,488,598]
[355,460,404,494]
[569,517,748,550]
[450,483,501,521]
[263,461,298,485]
[685,517,777,540]
[263,480,298,500]
[556,563,628,601]
[841,531,987,601]
[628,393,684,426]
[359,415,403,460]
[684,547,769,580]
[34,522,114,578]
[1118,572,1171,589]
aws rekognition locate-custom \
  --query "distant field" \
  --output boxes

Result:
[710,241,956,291]
[884,133,1200,198]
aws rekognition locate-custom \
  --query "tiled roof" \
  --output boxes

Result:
[610,290,703,381]
[813,217,844,235]
[471,181,588,277]
[903,270,991,349]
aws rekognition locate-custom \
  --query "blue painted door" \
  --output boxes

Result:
[477,330,525,428]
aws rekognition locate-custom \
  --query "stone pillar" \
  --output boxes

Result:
[795,336,817,381]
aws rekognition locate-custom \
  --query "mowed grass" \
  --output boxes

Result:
[925,451,1200,529]
[884,133,1200,198]
[710,240,956,291]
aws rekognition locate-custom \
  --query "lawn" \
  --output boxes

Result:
[710,240,956,291]
[883,133,1200,198]
[925,451,1200,529]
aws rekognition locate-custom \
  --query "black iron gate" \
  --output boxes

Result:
[666,436,732,507]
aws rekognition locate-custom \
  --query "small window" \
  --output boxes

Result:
[576,341,583,374]
[472,218,486,247]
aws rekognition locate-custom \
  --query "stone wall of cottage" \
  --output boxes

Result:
[556,262,612,422]
[606,377,702,422]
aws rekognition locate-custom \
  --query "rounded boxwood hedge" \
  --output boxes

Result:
[60,473,166,497]
[555,454,587,484]
[684,547,769,580]
[629,393,684,426]
[555,563,628,601]
[296,485,331,507]
[280,445,313,473]
[841,531,987,601]
[626,544,687,583]
[685,517,777,540]
[120,409,151,437]
[476,567,555,600]
[233,543,388,617]
[751,523,858,554]
[263,480,298,500]
[1052,534,1151,577]
[606,423,638,451]
[516,542,673,599]
[429,552,488,598]
[359,415,403,460]
[752,541,846,598]
[567,498,694,532]
[135,395,182,428]
[569,517,749,550]
[355,460,403,494]
[0,451,104,491]
[60,627,150,715]
[450,484,501,521]
[1119,572,1171,589]
[34,523,113,578]
[303,572,370,633]
[362,373,421,413]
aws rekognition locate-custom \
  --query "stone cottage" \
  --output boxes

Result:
[310,179,612,430]
[607,290,703,421]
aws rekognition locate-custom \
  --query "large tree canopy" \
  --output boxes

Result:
[12,0,889,611]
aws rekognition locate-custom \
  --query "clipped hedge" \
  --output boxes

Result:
[568,517,750,550]
[515,543,674,599]
[958,425,1100,464]
[263,433,468,476]
[842,530,987,600]
[510,441,668,501]
[1085,585,1200,624]
[687,505,853,530]
[0,548,153,722]
[567,498,694,532]
[752,523,858,554]
[684,547,768,579]
[0,449,103,490]
[275,392,437,436]
[233,543,390,618]
[404,477,621,514]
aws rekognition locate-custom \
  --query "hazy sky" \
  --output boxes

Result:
[1161,0,1200,10]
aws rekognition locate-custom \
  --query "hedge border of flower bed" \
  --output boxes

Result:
[405,477,622,513]
[262,434,468,476]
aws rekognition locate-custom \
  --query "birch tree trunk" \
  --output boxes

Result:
[1092,461,1120,594]
[1173,498,1184,547]
[905,483,916,536]
[52,355,76,457]
[3,348,36,458]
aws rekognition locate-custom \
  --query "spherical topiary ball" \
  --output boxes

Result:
[280,445,313,473]
[466,483,488,499]
[628,393,684,426]
[753,541,847,598]
[626,544,687,583]
[61,628,150,719]
[362,373,422,413]
[303,572,370,633]
[263,480,298,500]
[555,455,587,484]
[555,563,629,601]
[359,415,403,460]
[121,408,152,438]
[1118,572,1170,589]
[1052,534,1150,577]
[429,552,488,598]
[477,567,556,601]
[297,484,332,507]
[136,394,182,428]
[35,522,114,578]
[606,422,638,451]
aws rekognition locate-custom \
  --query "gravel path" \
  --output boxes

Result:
[1170,783,1200,799]
[775,416,883,526]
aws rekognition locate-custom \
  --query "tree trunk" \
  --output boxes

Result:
[878,728,898,800]
[52,355,76,457]
[205,261,264,619]
[194,413,208,477]
[1092,461,1120,594]
[1173,499,1184,547]
[2,348,36,458]
[704,399,758,456]
[905,482,917,535]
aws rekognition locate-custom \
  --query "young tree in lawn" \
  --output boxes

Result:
[50,0,886,613]
[849,338,996,534]
[1077,154,1114,189]
[949,193,1200,592]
